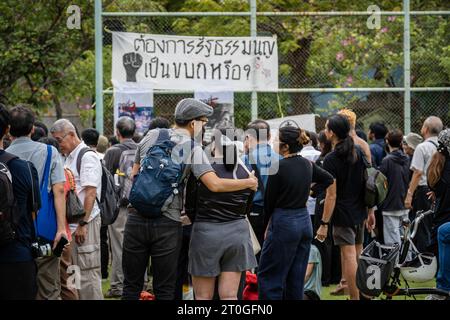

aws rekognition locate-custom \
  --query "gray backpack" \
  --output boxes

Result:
[116,146,137,206]
[77,148,120,226]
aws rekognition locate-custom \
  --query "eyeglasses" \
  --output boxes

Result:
[196,118,208,124]
[55,132,69,143]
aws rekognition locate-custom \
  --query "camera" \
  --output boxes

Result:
[31,240,52,258]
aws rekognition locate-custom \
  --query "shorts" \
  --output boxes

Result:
[188,219,257,277]
[333,222,365,246]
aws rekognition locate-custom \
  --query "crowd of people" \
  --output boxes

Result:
[0,99,449,301]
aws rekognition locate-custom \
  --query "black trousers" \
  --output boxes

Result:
[248,205,265,264]
[100,225,109,279]
[313,198,341,286]
[0,260,37,300]
[410,186,434,253]
[175,224,192,300]
[122,213,182,300]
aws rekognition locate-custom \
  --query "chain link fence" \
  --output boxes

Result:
[100,2,449,137]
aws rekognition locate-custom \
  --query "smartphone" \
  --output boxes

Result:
[53,237,69,257]
[314,235,325,243]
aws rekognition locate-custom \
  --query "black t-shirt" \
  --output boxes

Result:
[194,160,253,223]
[323,150,367,227]
[264,156,334,225]
[0,150,40,263]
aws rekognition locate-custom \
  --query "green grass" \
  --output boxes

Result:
[321,279,437,300]
[102,273,436,300]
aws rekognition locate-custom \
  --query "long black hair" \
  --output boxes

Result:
[279,126,309,154]
[327,114,357,164]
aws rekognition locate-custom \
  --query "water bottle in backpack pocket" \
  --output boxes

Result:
[129,129,184,218]
[116,147,137,207]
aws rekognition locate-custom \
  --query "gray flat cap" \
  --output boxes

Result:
[174,98,213,122]
[404,132,423,150]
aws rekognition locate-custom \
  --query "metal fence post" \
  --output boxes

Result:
[250,0,258,121]
[404,0,411,134]
[95,0,104,134]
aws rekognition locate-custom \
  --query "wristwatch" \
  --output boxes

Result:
[320,220,330,227]
[78,220,89,227]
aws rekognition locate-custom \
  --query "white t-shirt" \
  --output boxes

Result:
[410,137,438,186]
[301,146,321,215]
[65,142,102,231]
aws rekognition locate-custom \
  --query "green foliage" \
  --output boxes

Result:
[0,0,448,126]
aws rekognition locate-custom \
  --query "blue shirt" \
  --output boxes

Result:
[243,143,281,207]
[0,150,40,264]
[370,138,386,168]
[304,244,322,297]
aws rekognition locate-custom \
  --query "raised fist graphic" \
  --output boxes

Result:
[123,52,143,82]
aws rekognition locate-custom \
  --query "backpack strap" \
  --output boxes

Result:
[76,147,102,204]
[76,147,95,176]
[40,145,52,190]
[355,145,371,169]
[26,161,41,242]
[427,140,438,148]
[250,163,264,195]
[0,151,18,165]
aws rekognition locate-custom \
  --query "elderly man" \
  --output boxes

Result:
[50,119,103,300]
[405,116,443,253]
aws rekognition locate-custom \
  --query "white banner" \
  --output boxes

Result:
[114,89,154,136]
[112,32,278,91]
[266,114,317,146]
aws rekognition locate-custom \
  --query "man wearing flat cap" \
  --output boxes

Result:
[122,98,258,300]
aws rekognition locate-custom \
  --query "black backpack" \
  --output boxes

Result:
[0,152,18,247]
[77,148,120,226]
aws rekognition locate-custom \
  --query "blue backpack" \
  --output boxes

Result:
[129,129,186,218]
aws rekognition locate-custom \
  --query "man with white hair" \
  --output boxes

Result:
[50,119,103,300]
[405,116,444,253]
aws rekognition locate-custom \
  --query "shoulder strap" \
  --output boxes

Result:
[248,151,266,194]
[427,140,438,148]
[250,163,265,194]
[236,157,256,216]
[40,145,52,190]
[26,161,41,242]
[356,145,371,169]
[0,151,18,164]
[116,143,133,152]
[76,147,95,175]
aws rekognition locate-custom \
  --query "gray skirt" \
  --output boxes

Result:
[188,219,258,277]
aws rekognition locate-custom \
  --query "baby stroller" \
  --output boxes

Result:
[356,209,448,299]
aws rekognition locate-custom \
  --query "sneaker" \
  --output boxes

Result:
[425,294,446,300]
